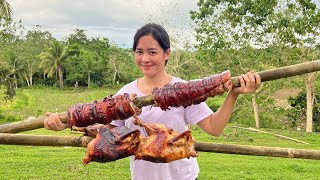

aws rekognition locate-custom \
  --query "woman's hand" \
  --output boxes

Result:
[230,71,261,96]
[44,112,70,131]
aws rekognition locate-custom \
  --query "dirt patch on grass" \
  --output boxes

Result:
[272,87,302,109]
[273,87,301,100]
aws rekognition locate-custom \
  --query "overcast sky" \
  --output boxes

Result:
[8,0,198,48]
[7,0,320,48]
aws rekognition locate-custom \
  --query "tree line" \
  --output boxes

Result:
[0,23,143,89]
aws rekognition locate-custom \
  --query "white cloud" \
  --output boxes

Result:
[7,0,198,48]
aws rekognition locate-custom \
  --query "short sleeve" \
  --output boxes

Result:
[185,102,213,125]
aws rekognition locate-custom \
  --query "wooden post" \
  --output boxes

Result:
[252,93,260,128]
[1,60,320,133]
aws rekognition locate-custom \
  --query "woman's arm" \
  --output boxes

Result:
[44,112,117,131]
[197,71,261,136]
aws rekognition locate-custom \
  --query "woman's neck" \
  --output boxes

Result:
[138,72,172,95]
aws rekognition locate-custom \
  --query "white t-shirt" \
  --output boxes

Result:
[111,77,213,180]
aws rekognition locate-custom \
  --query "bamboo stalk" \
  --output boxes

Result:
[231,60,320,88]
[0,133,319,160]
[0,113,68,133]
[194,142,320,160]
[0,133,93,147]
[1,60,320,133]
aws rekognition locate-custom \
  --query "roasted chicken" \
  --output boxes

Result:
[82,125,141,165]
[133,117,197,163]
[81,115,198,165]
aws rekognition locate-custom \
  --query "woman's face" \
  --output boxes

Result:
[134,34,170,78]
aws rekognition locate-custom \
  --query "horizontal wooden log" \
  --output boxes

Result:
[1,60,320,134]
[231,60,320,88]
[0,133,319,160]
[0,133,93,147]
[0,113,68,133]
[195,142,320,160]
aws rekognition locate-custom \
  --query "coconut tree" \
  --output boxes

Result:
[40,40,68,88]
[0,59,15,100]
[6,51,25,88]
[0,0,14,100]
[0,0,12,20]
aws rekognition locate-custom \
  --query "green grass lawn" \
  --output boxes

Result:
[0,86,118,121]
[1,87,320,179]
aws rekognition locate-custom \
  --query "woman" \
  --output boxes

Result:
[44,23,261,180]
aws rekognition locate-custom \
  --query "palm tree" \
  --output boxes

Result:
[0,59,15,100]
[0,0,12,20]
[40,40,68,88]
[7,51,25,89]
[80,50,98,87]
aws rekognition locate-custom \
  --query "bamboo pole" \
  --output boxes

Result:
[194,142,320,160]
[0,133,93,147]
[231,60,320,88]
[0,113,68,133]
[1,60,320,133]
[0,133,319,160]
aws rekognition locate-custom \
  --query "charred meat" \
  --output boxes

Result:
[153,70,231,110]
[68,93,136,127]
[83,125,141,165]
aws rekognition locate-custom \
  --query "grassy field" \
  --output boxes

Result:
[1,87,320,179]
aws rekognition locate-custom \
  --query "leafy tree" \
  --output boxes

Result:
[64,43,84,86]
[86,37,112,86]
[65,28,88,46]
[0,59,15,100]
[22,25,53,86]
[191,0,275,127]
[265,1,320,132]
[40,40,69,88]
[65,48,99,87]
[0,19,23,43]
[107,45,138,85]
[0,1,16,100]
[87,37,110,58]
[167,50,207,80]
[81,50,97,87]
[288,89,320,132]
[0,0,12,21]
[5,50,26,88]
[191,0,320,131]
[65,32,113,87]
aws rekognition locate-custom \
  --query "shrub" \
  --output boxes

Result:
[0,109,20,123]
[287,91,320,132]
